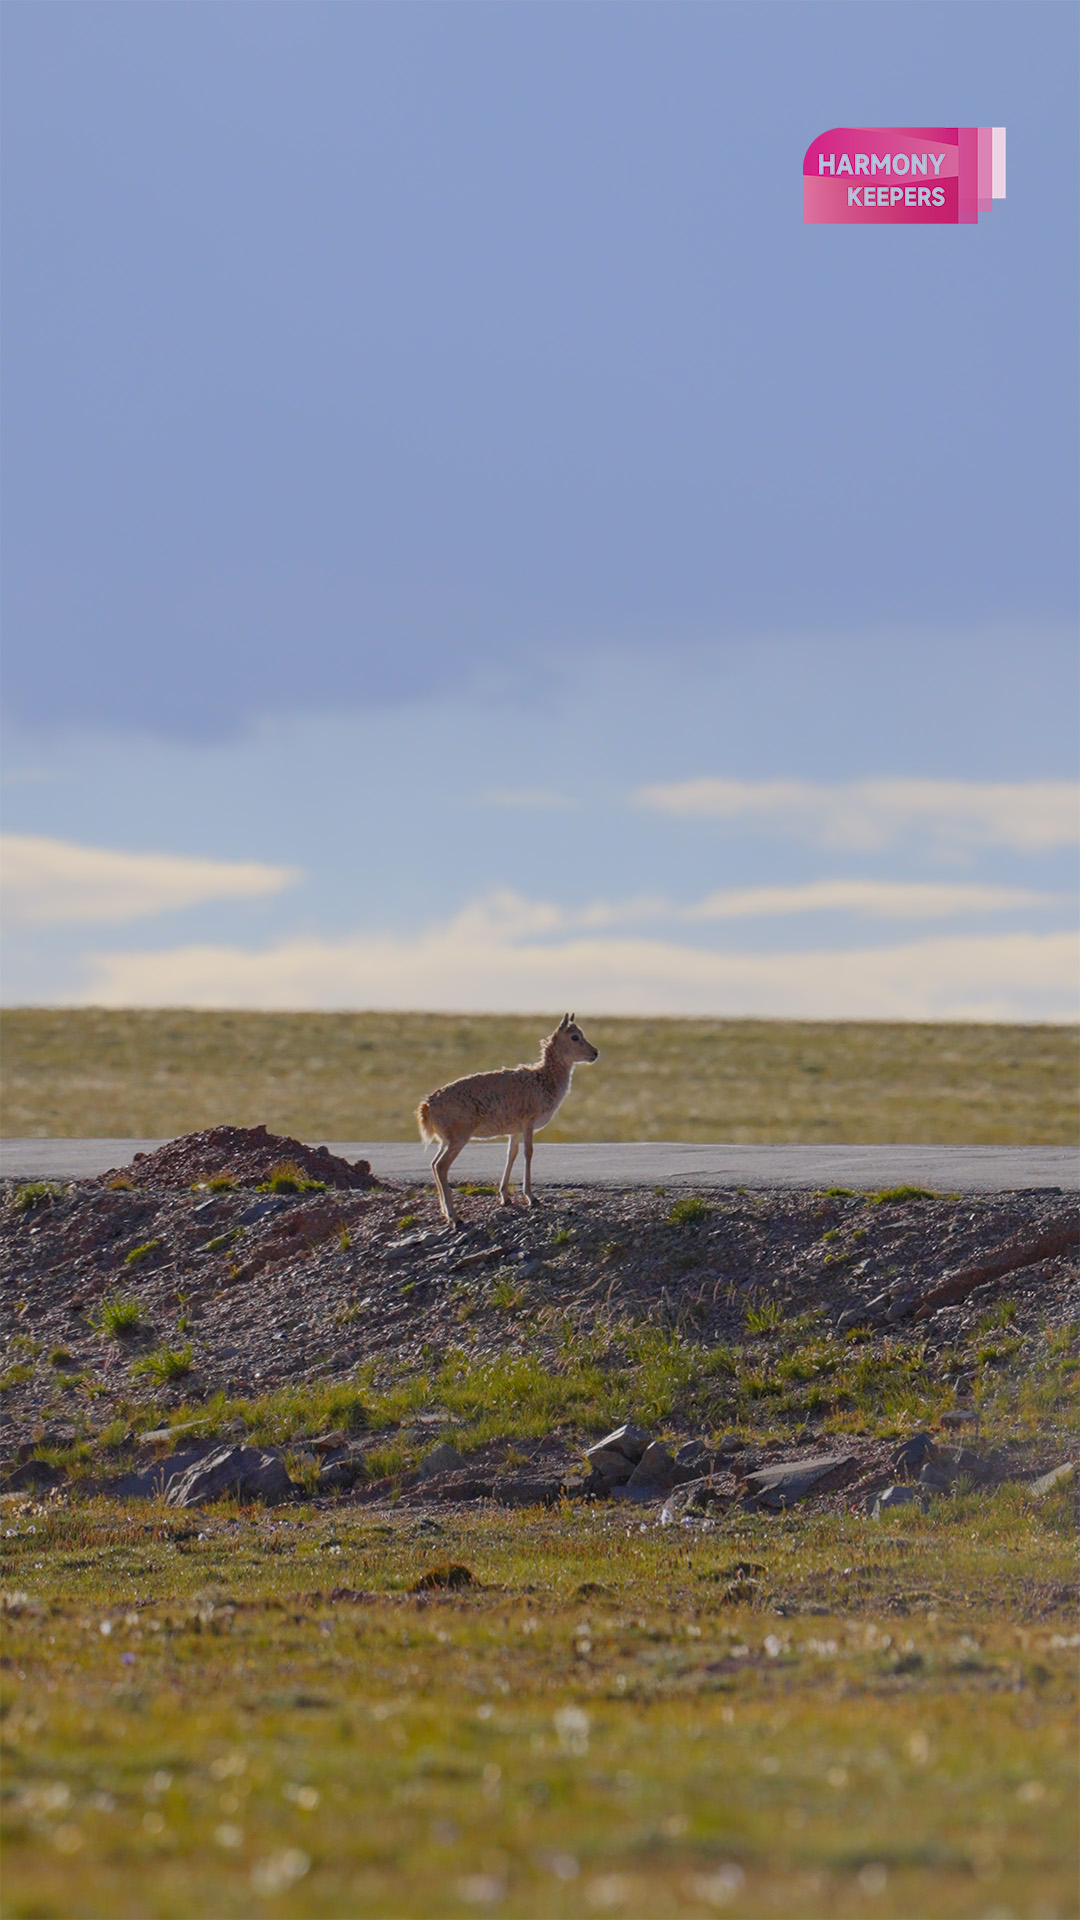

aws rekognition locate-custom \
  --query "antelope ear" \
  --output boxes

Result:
[570,1012,576,1023]
[558,1012,570,1029]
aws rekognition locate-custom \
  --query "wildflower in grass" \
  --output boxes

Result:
[251,1849,310,1895]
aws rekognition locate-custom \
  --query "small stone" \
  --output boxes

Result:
[939,1409,978,1429]
[164,1445,295,1508]
[885,1293,917,1323]
[238,1197,295,1227]
[0,1459,64,1492]
[585,1424,651,1467]
[714,1433,746,1458]
[872,1484,921,1516]
[416,1441,467,1481]
[1028,1461,1076,1497]
[310,1431,348,1455]
[890,1432,940,1480]
[675,1441,708,1467]
[583,1448,634,1488]
[742,1454,855,1509]
[625,1441,677,1491]
[317,1459,361,1492]
[917,1464,953,1494]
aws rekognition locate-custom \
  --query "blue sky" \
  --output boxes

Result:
[3,1,1077,1018]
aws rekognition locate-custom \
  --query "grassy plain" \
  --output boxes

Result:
[2,1485,1077,1920]
[3,1010,1076,1144]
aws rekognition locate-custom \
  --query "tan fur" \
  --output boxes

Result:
[416,1013,599,1225]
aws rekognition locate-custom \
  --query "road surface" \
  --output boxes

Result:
[1,1139,1075,1191]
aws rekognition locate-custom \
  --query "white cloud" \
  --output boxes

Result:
[440,880,1061,931]
[65,895,1079,1020]
[634,778,1080,852]
[684,879,1058,920]
[1,834,299,926]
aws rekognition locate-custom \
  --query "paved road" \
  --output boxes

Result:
[2,1138,1076,1191]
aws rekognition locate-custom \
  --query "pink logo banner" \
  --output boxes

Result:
[803,127,1006,224]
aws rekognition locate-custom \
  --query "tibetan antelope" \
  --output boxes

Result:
[416,1013,599,1226]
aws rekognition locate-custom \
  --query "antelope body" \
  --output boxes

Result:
[417,1014,599,1225]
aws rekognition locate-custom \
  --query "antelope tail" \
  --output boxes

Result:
[416,1099,437,1144]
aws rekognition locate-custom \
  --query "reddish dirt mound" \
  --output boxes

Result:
[97,1124,377,1191]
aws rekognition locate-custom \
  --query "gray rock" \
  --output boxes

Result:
[660,1478,728,1525]
[0,1459,65,1492]
[837,1295,889,1331]
[885,1292,918,1323]
[714,1433,746,1458]
[940,1408,978,1429]
[584,1447,635,1487]
[416,1440,468,1481]
[675,1440,709,1468]
[625,1441,677,1491]
[872,1484,921,1516]
[491,1476,564,1508]
[890,1432,940,1480]
[1028,1461,1076,1497]
[917,1464,954,1494]
[96,1445,214,1498]
[238,1197,295,1226]
[136,1420,214,1449]
[164,1444,295,1507]
[317,1458,362,1492]
[742,1453,855,1509]
[585,1424,651,1467]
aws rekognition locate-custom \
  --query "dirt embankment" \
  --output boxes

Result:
[2,1128,1076,1504]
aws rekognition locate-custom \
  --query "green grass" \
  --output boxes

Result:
[11,1180,65,1212]
[123,1240,162,1268]
[132,1344,195,1385]
[94,1294,143,1339]
[3,1010,1076,1143]
[871,1187,936,1207]
[202,1229,240,1255]
[1,1488,1075,1920]
[744,1301,784,1337]
[67,1305,1077,1467]
[666,1195,712,1229]
[255,1161,326,1196]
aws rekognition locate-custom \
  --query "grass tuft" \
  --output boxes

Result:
[95,1293,142,1337]
[745,1299,784,1336]
[256,1159,326,1195]
[12,1179,64,1212]
[124,1238,162,1266]
[667,1193,712,1228]
[133,1342,195,1383]
[871,1186,936,1206]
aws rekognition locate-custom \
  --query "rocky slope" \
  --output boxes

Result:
[2,1127,1076,1510]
